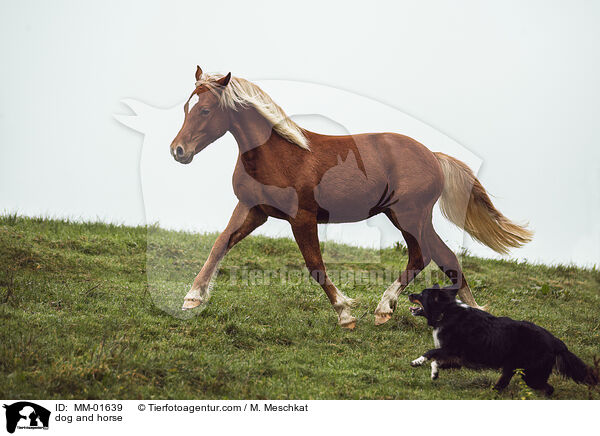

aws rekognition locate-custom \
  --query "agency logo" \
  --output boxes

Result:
[3,402,50,434]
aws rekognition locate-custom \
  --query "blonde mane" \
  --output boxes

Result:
[197,74,310,150]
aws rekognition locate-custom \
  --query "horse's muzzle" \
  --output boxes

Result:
[171,145,194,164]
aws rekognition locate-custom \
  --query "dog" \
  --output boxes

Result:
[408,285,598,395]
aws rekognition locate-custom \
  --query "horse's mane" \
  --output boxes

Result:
[197,74,310,150]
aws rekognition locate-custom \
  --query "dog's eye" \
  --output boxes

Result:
[201,108,210,116]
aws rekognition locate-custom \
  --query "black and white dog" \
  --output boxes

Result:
[408,285,598,395]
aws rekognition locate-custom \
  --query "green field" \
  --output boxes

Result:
[0,214,598,400]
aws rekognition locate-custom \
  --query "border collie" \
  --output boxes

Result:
[408,285,598,395]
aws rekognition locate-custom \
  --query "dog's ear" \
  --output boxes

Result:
[446,287,459,299]
[432,284,440,290]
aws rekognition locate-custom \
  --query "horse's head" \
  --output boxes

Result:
[170,66,231,164]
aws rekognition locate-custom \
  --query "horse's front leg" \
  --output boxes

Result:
[182,202,267,310]
[290,210,356,329]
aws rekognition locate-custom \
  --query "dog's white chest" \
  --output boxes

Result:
[433,328,442,348]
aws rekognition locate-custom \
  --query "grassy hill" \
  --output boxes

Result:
[0,214,598,399]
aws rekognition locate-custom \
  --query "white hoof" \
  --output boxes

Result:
[182,298,203,310]
[334,294,356,330]
[339,317,357,330]
[374,312,392,325]
[182,289,207,310]
[375,295,397,326]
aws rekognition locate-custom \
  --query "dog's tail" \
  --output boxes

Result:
[434,152,533,254]
[555,345,598,385]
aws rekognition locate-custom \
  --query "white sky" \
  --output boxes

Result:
[1,1,599,267]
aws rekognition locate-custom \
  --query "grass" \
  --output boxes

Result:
[0,214,598,400]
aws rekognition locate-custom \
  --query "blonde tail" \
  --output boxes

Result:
[434,152,533,254]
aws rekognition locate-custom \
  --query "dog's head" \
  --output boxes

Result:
[408,284,459,326]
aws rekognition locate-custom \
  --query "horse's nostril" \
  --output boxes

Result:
[176,146,184,157]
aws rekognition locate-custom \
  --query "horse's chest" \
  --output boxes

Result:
[432,328,442,348]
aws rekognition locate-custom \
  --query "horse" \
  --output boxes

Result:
[169,66,532,329]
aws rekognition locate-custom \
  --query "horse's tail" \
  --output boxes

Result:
[434,152,533,254]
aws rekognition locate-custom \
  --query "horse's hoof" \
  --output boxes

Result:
[182,299,202,310]
[340,318,357,330]
[374,313,392,325]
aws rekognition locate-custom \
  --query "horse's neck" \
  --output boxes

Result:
[228,106,277,154]
[228,106,307,178]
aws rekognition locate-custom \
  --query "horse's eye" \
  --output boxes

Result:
[201,108,210,116]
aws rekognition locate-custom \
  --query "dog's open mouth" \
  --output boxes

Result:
[409,305,424,316]
[408,296,424,316]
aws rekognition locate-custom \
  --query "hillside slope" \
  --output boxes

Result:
[0,215,598,399]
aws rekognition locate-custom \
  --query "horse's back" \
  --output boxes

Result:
[311,131,443,202]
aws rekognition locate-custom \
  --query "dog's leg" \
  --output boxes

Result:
[524,379,554,396]
[411,355,428,367]
[493,368,514,392]
[411,348,454,368]
[430,360,439,380]
[522,367,555,396]
[542,383,554,396]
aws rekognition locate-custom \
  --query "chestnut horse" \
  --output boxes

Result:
[170,66,532,329]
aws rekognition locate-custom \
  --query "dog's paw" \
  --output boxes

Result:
[411,356,427,367]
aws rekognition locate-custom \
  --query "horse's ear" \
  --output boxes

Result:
[195,65,203,81]
[216,72,231,88]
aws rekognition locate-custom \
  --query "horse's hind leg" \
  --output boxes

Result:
[182,202,267,310]
[290,210,356,329]
[423,221,481,308]
[375,211,431,325]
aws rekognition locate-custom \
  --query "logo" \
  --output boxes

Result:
[3,402,50,434]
